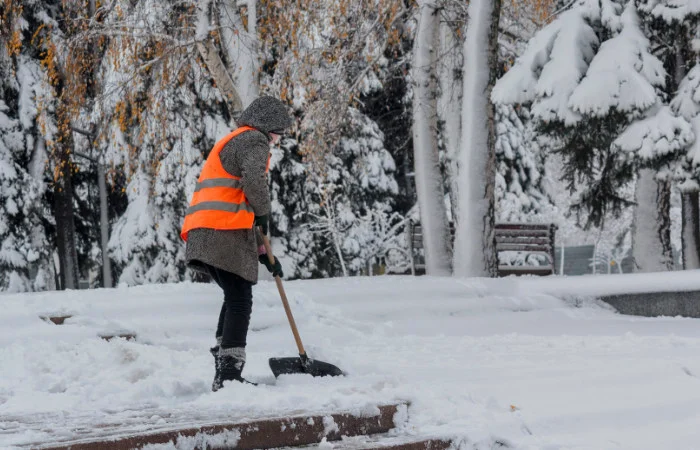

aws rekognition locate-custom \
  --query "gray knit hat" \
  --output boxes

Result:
[238,96,294,135]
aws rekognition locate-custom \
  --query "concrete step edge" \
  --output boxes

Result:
[37,403,409,450]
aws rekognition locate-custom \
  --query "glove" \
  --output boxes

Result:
[259,254,284,278]
[254,215,269,235]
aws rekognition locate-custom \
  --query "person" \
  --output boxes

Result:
[180,96,293,390]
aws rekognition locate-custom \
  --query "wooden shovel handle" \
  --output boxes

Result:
[259,228,307,356]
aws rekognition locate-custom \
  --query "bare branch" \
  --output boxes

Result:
[70,125,95,138]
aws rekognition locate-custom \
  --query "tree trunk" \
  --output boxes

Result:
[98,163,113,287]
[196,0,244,119]
[674,29,700,269]
[681,191,700,269]
[332,228,348,277]
[411,0,452,276]
[632,169,673,272]
[438,10,464,222]
[658,178,673,269]
[219,0,260,108]
[54,141,80,290]
[453,0,501,277]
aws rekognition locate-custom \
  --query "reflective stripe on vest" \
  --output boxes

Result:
[180,126,269,241]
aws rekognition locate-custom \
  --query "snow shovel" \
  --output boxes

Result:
[258,228,344,378]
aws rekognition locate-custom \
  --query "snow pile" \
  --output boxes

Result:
[3,274,700,449]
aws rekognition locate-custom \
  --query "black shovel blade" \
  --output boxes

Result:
[269,355,344,378]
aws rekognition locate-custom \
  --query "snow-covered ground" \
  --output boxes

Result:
[2,273,700,449]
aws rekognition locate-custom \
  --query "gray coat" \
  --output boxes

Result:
[185,96,293,283]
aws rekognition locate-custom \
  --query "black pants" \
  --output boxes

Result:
[206,264,253,348]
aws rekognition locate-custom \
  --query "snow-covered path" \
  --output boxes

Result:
[2,274,700,449]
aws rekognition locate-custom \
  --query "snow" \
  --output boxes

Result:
[531,8,597,126]
[671,64,700,121]
[17,56,41,131]
[195,0,213,41]
[684,115,700,168]
[3,274,700,449]
[140,430,240,450]
[614,106,694,160]
[494,105,551,225]
[640,0,700,22]
[493,0,667,127]
[569,3,665,117]
[671,64,700,168]
[491,5,599,126]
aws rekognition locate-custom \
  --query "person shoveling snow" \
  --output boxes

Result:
[181,96,342,390]
[181,96,293,389]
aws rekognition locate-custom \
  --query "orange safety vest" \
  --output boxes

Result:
[180,126,270,241]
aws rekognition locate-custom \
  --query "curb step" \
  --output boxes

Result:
[277,434,453,450]
[38,403,408,450]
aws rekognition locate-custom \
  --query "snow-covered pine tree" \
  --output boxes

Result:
[361,29,416,217]
[494,0,556,224]
[0,25,54,291]
[315,107,400,275]
[20,0,123,290]
[493,0,692,272]
[266,108,401,278]
[613,2,696,270]
[25,1,86,290]
[263,134,318,278]
[495,104,551,222]
[262,106,402,278]
[671,63,700,268]
[1,0,124,291]
[641,0,700,269]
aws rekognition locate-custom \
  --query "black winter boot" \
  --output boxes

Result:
[212,347,257,391]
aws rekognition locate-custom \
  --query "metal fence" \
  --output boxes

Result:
[554,245,634,276]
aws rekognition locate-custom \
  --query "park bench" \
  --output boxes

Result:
[408,221,557,276]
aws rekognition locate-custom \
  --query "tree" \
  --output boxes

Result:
[0,27,54,291]
[195,0,244,116]
[672,63,700,268]
[493,0,692,272]
[642,0,700,269]
[218,0,260,108]
[29,3,84,289]
[90,0,233,285]
[453,0,502,277]
[1,0,106,290]
[411,0,452,276]
[259,0,409,277]
[614,2,698,270]
[437,1,466,221]
[494,104,551,222]
[304,108,401,275]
